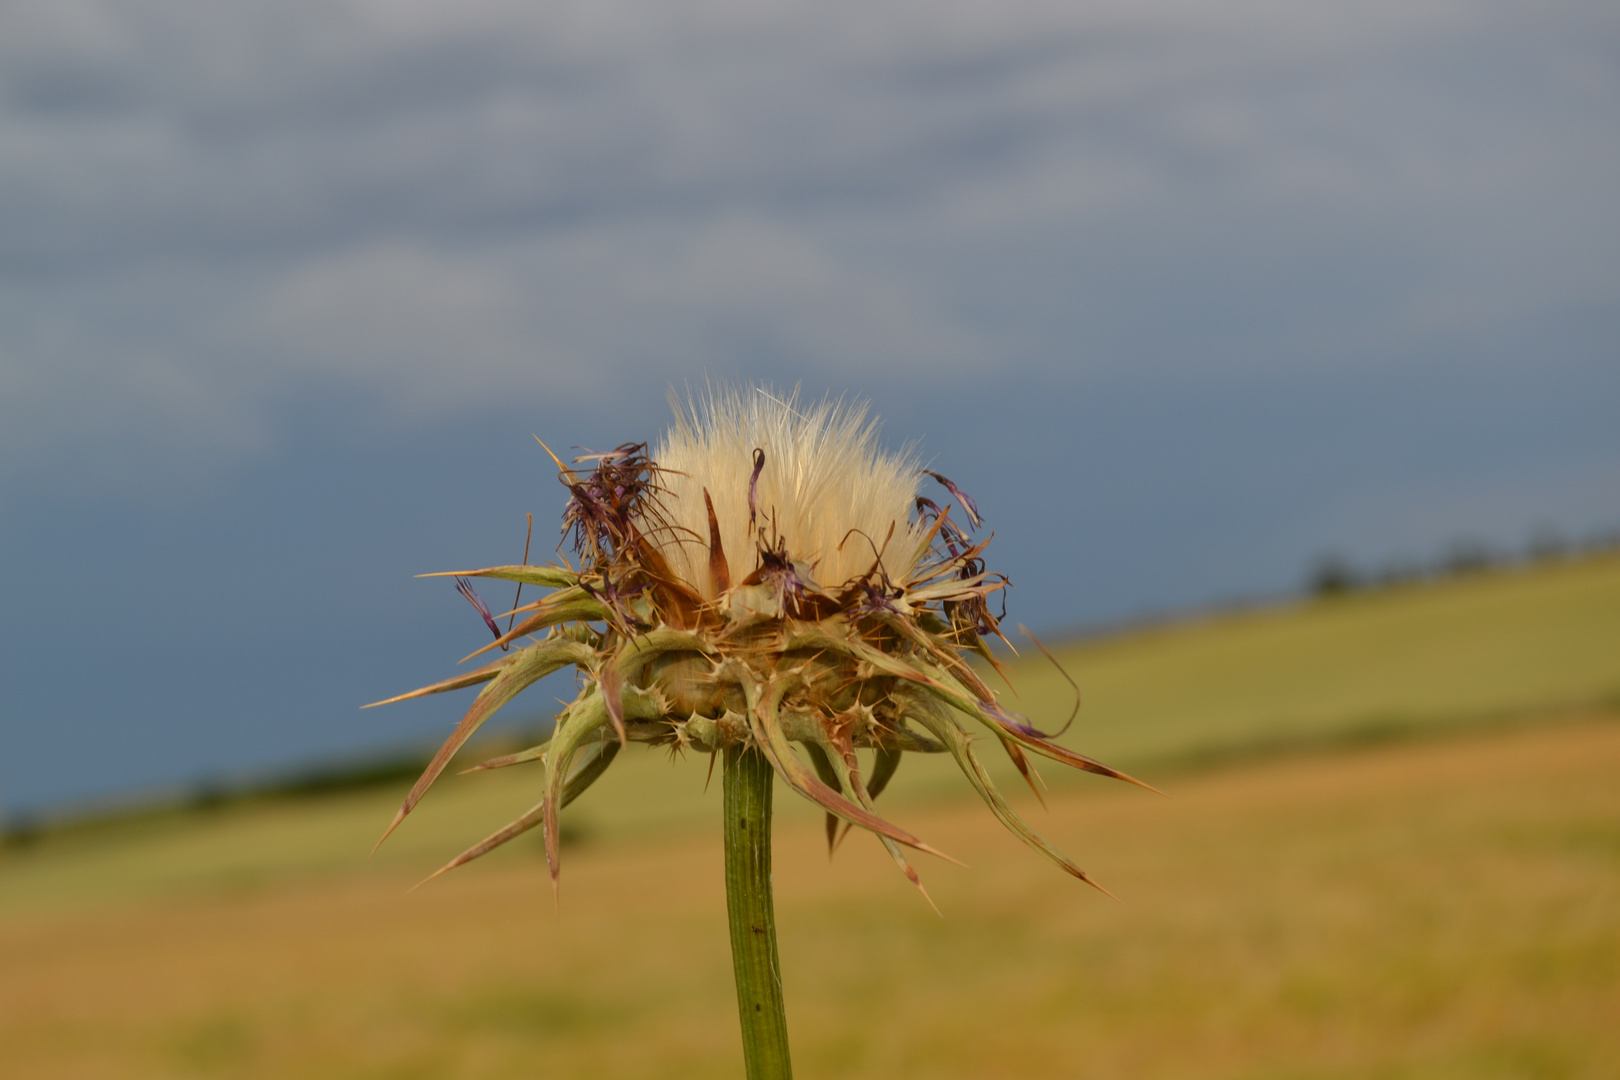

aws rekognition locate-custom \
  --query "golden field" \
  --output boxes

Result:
[2,553,1617,1078]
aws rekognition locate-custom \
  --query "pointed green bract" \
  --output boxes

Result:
[867,746,903,801]
[418,738,622,886]
[463,738,550,773]
[376,637,596,848]
[802,742,844,855]
[742,673,953,864]
[907,706,1110,894]
[815,732,932,906]
[420,565,579,589]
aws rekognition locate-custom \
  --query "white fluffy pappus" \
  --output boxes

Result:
[652,387,927,599]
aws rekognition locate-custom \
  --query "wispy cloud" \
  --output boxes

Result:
[2,0,1616,490]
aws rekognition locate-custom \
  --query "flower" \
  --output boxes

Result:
[369,386,1151,899]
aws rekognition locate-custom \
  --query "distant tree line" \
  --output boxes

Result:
[1307,525,1620,598]
[2,716,558,849]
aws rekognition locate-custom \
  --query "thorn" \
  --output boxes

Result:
[533,435,568,473]
[917,841,967,869]
[1099,767,1167,798]
[914,878,942,918]
[1077,870,1119,901]
[408,861,456,892]
[372,806,407,856]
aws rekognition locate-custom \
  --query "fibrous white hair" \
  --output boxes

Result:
[653,386,925,599]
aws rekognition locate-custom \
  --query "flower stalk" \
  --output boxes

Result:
[723,745,792,1080]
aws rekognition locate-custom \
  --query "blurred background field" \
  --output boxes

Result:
[2,551,1616,1078]
[6,5,1618,1076]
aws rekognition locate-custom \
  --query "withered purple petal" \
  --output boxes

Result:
[455,576,504,642]
[924,470,982,529]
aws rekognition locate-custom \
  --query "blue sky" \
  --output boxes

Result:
[2,0,1617,816]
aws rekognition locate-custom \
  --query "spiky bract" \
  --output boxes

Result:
[371,387,1150,898]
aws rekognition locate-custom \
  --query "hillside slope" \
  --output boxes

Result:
[1015,550,1620,769]
[2,552,1616,913]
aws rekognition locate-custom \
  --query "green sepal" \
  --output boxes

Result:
[462,738,551,773]
[417,737,621,887]
[419,564,579,589]
[906,706,1110,895]
[741,671,956,865]
[542,682,665,891]
[362,651,521,709]
[867,745,903,801]
[813,732,933,907]
[376,637,596,851]
[786,624,986,721]
[802,742,843,855]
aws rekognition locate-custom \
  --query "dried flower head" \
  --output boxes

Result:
[370,386,1151,899]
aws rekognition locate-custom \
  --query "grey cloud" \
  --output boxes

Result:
[1,0,1617,490]
[9,0,1610,266]
[253,219,984,411]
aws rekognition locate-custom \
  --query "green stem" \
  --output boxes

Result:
[723,745,793,1080]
